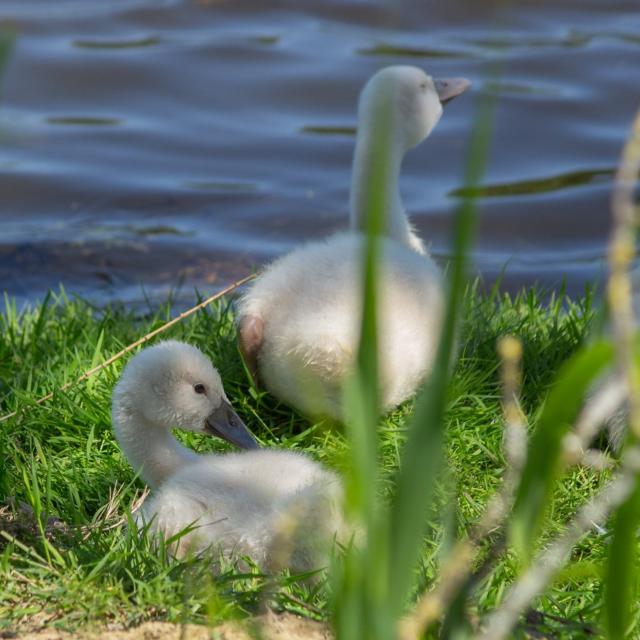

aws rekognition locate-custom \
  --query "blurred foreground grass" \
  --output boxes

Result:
[0,283,615,638]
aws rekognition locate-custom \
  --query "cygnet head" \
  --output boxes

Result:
[357,66,470,151]
[114,340,258,449]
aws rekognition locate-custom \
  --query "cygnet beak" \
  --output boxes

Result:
[205,401,259,449]
[434,77,471,105]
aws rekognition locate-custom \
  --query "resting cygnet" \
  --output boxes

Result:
[111,340,346,572]
[237,66,470,421]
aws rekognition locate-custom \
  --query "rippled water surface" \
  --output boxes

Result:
[1,0,639,307]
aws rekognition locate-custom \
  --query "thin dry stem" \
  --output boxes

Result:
[498,336,527,482]
[258,501,308,618]
[568,375,627,459]
[81,485,150,540]
[399,336,526,639]
[0,274,255,424]
[475,105,640,640]
[475,444,640,640]
[608,109,640,439]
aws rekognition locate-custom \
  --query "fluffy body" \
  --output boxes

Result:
[112,341,346,571]
[237,66,465,421]
[239,232,443,419]
[140,449,344,569]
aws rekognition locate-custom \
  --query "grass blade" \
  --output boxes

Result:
[387,73,496,619]
[605,473,640,639]
[334,76,393,640]
[509,340,614,561]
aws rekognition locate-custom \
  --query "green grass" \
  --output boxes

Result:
[0,282,618,637]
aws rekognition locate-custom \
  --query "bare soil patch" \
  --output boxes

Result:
[3,613,332,640]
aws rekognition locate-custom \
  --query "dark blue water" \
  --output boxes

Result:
[1,0,639,307]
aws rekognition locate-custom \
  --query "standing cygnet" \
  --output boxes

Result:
[112,340,346,571]
[237,66,470,421]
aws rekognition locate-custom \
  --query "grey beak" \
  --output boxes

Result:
[205,401,259,450]
[434,77,471,105]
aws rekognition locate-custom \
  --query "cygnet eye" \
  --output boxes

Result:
[420,81,428,90]
[194,383,207,395]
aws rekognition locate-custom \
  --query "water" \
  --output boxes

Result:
[1,0,639,308]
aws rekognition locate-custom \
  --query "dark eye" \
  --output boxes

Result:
[420,81,428,90]
[194,384,206,395]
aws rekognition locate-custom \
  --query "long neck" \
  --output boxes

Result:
[349,131,425,254]
[113,403,199,489]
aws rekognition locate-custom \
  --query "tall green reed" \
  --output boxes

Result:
[332,73,494,637]
[334,73,394,640]
[474,111,640,639]
[332,70,640,638]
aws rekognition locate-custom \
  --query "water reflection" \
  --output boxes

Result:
[300,126,356,136]
[46,116,121,126]
[357,44,470,59]
[73,36,161,50]
[450,168,615,199]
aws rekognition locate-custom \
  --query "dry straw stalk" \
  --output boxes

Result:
[0,274,255,424]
